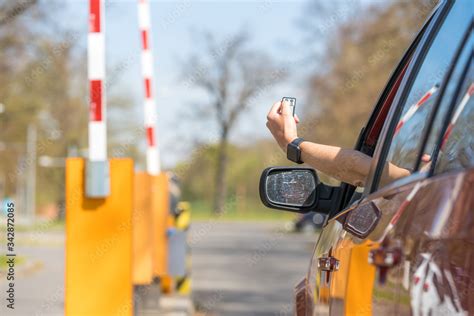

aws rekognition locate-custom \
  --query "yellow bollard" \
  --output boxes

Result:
[176,253,192,295]
[175,201,191,230]
[175,201,192,295]
[65,158,134,316]
[132,172,153,285]
[176,274,192,295]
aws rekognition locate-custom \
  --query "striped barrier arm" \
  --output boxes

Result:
[440,82,474,149]
[394,84,440,137]
[138,0,161,175]
[379,82,474,241]
[88,0,106,161]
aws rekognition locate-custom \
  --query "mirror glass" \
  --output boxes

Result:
[266,170,316,207]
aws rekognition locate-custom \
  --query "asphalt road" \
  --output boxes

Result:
[0,232,64,316]
[0,222,316,316]
[190,221,316,316]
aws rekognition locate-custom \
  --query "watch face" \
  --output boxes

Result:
[287,143,299,163]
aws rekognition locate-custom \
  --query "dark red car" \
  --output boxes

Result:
[260,0,473,314]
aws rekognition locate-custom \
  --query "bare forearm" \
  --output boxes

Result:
[300,142,372,187]
[265,100,407,187]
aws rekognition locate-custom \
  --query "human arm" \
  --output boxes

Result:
[266,100,409,187]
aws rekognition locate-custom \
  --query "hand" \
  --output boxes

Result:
[266,100,300,152]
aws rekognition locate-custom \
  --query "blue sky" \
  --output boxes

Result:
[62,0,315,168]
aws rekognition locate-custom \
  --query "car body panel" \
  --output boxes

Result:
[302,168,474,315]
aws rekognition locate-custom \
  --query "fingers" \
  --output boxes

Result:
[294,114,300,124]
[421,154,432,163]
[267,101,282,119]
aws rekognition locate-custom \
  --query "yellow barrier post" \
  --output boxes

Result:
[65,158,134,316]
[132,172,153,285]
[151,173,169,277]
[150,171,171,300]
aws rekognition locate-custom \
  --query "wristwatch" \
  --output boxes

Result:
[287,137,305,164]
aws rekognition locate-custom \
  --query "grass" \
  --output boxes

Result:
[373,280,411,306]
[0,255,26,270]
[189,199,297,222]
[0,200,295,226]
[0,219,64,233]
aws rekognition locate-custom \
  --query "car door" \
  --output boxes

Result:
[321,1,472,315]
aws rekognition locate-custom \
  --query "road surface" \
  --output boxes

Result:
[0,231,64,316]
[0,221,316,316]
[190,221,316,316]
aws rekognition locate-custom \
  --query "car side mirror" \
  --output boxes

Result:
[343,201,381,238]
[259,167,342,215]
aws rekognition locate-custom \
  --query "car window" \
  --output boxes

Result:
[419,33,473,174]
[376,1,472,189]
[434,59,474,174]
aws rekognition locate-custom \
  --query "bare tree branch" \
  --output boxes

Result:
[182,30,284,214]
[0,0,38,27]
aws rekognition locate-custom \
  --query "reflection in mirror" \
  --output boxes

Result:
[343,202,380,238]
[266,170,316,207]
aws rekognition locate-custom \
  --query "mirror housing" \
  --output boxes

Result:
[343,201,380,238]
[259,167,342,215]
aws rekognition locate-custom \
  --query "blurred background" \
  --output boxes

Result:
[0,0,435,315]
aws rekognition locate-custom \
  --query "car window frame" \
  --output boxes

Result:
[332,4,439,218]
[331,1,443,219]
[426,27,473,175]
[365,0,455,194]
[345,11,472,206]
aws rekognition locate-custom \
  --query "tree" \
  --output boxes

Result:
[301,0,436,149]
[182,31,284,214]
[0,0,39,27]
[0,1,140,211]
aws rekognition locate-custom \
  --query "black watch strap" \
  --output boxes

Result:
[287,137,305,164]
[292,137,305,147]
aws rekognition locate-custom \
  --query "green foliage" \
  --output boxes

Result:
[176,139,289,214]
[190,199,295,222]
[303,0,436,148]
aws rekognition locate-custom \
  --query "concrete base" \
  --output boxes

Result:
[134,283,161,314]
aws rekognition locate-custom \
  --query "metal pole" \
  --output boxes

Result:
[86,0,110,198]
[138,0,161,175]
[26,123,37,221]
[88,0,107,161]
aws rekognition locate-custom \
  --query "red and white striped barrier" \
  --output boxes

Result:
[394,84,439,136]
[377,182,422,243]
[88,0,107,161]
[379,82,474,242]
[138,0,161,175]
[440,82,474,149]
